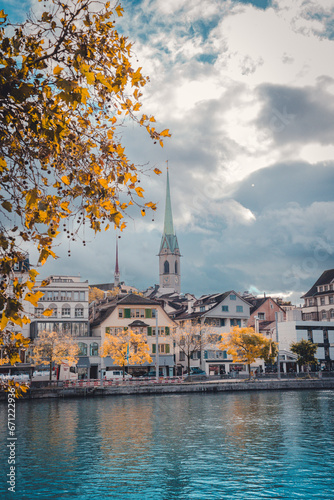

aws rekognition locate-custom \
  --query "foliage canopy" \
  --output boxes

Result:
[30,329,80,380]
[0,0,169,393]
[100,329,152,375]
[290,339,318,370]
[218,326,278,375]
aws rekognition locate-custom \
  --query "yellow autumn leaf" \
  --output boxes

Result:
[98,178,109,188]
[135,186,144,197]
[160,129,171,137]
[43,309,54,317]
[24,291,45,307]
[115,5,124,17]
[53,65,63,75]
[61,175,70,185]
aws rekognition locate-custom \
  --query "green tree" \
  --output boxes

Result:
[290,339,318,373]
[0,0,169,394]
[218,326,278,378]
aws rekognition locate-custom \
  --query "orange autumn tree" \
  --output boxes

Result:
[100,329,152,378]
[218,327,278,377]
[0,0,170,394]
[30,330,79,381]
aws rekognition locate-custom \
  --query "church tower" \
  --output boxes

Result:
[159,167,181,293]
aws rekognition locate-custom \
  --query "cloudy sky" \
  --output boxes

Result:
[3,0,334,303]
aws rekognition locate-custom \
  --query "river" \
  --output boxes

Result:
[1,390,334,499]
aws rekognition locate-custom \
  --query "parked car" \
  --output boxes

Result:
[184,367,206,375]
[103,369,132,380]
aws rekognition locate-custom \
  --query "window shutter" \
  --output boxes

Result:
[124,309,131,318]
[147,327,152,336]
[165,326,170,335]
[105,327,110,333]
[145,309,152,319]
[152,344,156,353]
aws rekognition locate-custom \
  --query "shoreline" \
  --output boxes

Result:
[1,377,334,401]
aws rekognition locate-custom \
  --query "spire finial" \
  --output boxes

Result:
[163,164,174,235]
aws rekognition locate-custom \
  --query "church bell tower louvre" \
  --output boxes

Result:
[158,165,181,294]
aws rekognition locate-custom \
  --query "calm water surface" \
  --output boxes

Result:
[1,390,334,499]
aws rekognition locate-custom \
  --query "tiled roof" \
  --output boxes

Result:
[117,293,159,306]
[90,304,116,328]
[302,269,334,298]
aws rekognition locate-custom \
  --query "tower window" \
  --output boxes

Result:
[164,260,169,274]
[175,261,178,274]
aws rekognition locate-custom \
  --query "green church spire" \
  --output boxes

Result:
[163,167,174,236]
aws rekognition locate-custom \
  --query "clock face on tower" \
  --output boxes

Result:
[163,276,169,283]
[175,277,179,283]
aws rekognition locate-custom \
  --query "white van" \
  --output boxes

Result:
[103,369,132,380]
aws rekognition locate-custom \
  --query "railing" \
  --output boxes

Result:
[63,377,184,388]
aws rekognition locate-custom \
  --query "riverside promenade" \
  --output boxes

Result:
[1,376,334,401]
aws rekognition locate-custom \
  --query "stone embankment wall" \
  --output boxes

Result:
[1,378,334,401]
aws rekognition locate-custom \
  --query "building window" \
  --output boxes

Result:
[200,306,205,312]
[222,305,228,312]
[152,309,156,318]
[325,286,328,291]
[66,291,72,300]
[62,306,71,317]
[74,292,79,301]
[175,261,178,274]
[330,297,334,305]
[320,297,325,306]
[331,310,334,319]
[34,307,44,317]
[118,309,123,318]
[321,310,327,320]
[258,312,265,320]
[90,342,99,356]
[80,291,85,301]
[164,260,169,274]
[309,299,314,306]
[236,306,243,313]
[179,351,185,361]
[319,286,323,292]
[60,290,67,301]
[75,306,84,318]
[78,342,87,356]
[230,294,236,300]
[49,305,57,318]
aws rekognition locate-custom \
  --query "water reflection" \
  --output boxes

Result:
[0,390,334,499]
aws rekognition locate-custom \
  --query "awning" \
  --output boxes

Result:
[128,320,149,327]
[77,357,91,368]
